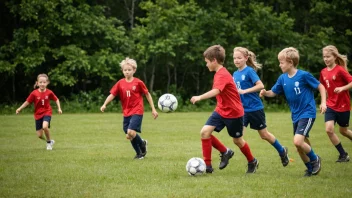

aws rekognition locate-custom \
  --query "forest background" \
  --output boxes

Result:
[0,0,351,113]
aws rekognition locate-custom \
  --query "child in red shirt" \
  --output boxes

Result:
[191,45,258,174]
[16,74,62,150]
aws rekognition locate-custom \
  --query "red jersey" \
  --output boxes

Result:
[213,67,244,118]
[26,89,58,120]
[110,78,149,117]
[320,65,352,112]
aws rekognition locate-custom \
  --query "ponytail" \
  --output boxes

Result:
[233,47,262,71]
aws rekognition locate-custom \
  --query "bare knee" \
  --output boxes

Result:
[325,126,335,136]
[127,130,136,139]
[339,127,349,136]
[200,126,213,139]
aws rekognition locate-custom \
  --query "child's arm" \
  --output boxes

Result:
[317,84,327,114]
[100,94,115,112]
[334,81,352,94]
[145,92,158,119]
[16,101,30,114]
[259,89,277,98]
[238,80,264,95]
[55,99,63,114]
[190,89,220,104]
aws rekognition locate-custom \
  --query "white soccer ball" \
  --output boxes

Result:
[158,93,178,113]
[185,157,206,176]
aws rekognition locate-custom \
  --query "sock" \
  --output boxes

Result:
[335,142,346,156]
[210,135,227,153]
[131,137,141,155]
[134,134,143,147]
[272,139,285,155]
[201,138,212,166]
[306,148,317,161]
[305,162,313,172]
[46,140,51,143]
[240,143,255,162]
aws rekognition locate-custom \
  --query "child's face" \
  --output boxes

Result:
[205,58,216,72]
[122,64,136,79]
[37,77,48,90]
[233,51,247,68]
[278,57,293,73]
[323,50,336,68]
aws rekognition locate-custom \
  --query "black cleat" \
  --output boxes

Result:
[246,159,259,174]
[280,146,289,167]
[311,155,321,175]
[304,170,312,177]
[219,148,234,170]
[140,139,148,157]
[133,154,144,160]
[206,166,214,173]
[336,153,350,162]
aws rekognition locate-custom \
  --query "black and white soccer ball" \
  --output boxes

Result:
[185,157,206,176]
[158,93,178,113]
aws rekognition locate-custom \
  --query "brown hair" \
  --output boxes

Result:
[278,47,300,67]
[34,74,49,89]
[233,47,262,71]
[322,45,348,70]
[203,45,225,65]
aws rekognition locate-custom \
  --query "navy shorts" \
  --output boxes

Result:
[293,118,315,138]
[325,107,350,127]
[243,109,267,130]
[35,115,51,131]
[205,111,243,138]
[123,115,143,133]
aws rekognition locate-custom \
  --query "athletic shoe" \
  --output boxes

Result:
[304,170,312,177]
[133,154,144,159]
[219,148,234,169]
[311,155,321,175]
[280,146,289,167]
[140,139,148,157]
[46,140,55,150]
[246,159,259,174]
[336,153,350,162]
[206,165,214,173]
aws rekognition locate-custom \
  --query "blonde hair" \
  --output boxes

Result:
[34,74,49,89]
[233,47,262,71]
[120,57,137,70]
[322,45,348,70]
[278,47,299,67]
[203,45,225,65]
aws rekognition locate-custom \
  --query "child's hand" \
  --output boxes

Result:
[152,110,158,119]
[237,89,245,95]
[319,103,327,114]
[259,89,266,97]
[190,96,201,104]
[16,108,21,114]
[100,105,106,112]
[58,109,63,114]
[334,87,344,94]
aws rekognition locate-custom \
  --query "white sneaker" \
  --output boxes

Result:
[46,140,55,150]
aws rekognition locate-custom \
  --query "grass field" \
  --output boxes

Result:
[1,112,352,197]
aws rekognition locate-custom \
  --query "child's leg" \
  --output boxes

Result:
[36,130,46,141]
[339,127,352,140]
[43,121,51,141]
[210,135,227,153]
[258,128,285,154]
[127,130,142,155]
[200,125,215,167]
[233,137,255,163]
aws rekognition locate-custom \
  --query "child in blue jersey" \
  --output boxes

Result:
[233,47,289,167]
[260,47,327,177]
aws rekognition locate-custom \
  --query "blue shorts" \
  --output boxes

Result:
[35,116,51,131]
[325,107,350,127]
[205,111,243,138]
[293,118,315,137]
[243,109,267,130]
[123,115,143,133]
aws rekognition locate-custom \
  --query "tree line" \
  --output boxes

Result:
[0,0,351,105]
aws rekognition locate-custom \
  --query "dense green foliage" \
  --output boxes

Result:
[0,0,351,106]
[1,113,352,197]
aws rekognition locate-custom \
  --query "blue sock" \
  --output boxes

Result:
[305,162,313,173]
[335,142,346,156]
[131,138,141,155]
[272,139,284,155]
[306,148,317,161]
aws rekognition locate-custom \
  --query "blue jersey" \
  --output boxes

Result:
[233,66,264,112]
[271,69,320,123]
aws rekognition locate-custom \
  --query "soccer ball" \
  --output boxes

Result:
[158,93,178,113]
[185,157,206,176]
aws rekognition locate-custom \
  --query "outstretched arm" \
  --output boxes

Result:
[145,92,158,119]
[317,84,327,114]
[100,94,115,112]
[259,89,277,98]
[16,101,30,114]
[190,89,220,104]
[55,99,62,114]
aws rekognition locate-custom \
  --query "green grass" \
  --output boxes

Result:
[1,112,352,197]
